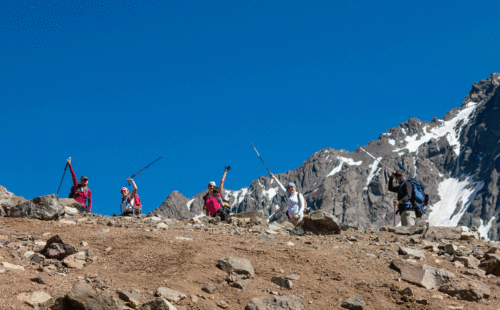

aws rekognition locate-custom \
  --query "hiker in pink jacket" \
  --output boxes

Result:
[67,157,92,213]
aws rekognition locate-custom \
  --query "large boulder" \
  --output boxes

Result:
[245,295,306,310]
[301,210,341,235]
[57,281,121,310]
[438,276,491,301]
[0,185,26,217]
[7,194,64,220]
[392,259,455,290]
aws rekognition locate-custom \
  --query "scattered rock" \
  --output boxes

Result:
[271,276,292,290]
[218,257,254,280]
[62,280,121,310]
[231,281,246,290]
[392,259,455,289]
[301,210,341,235]
[245,295,306,310]
[22,250,35,260]
[201,284,217,294]
[155,287,186,303]
[423,226,462,240]
[139,297,177,310]
[117,288,140,304]
[1,262,24,270]
[438,276,491,301]
[398,247,426,260]
[285,275,300,280]
[17,291,52,308]
[40,235,77,260]
[216,300,229,309]
[341,296,365,310]
[463,269,486,278]
[63,253,86,269]
[454,256,479,268]
[31,274,46,284]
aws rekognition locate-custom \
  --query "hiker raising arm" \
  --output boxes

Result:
[218,166,230,194]
[66,157,92,213]
[270,173,305,226]
[388,170,415,226]
[120,178,139,216]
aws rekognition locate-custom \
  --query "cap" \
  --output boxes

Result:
[288,182,296,188]
[208,181,216,186]
[81,176,88,181]
[120,187,128,192]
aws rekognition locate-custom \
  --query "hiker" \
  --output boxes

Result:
[270,173,305,226]
[203,166,230,221]
[388,170,415,226]
[67,157,92,213]
[120,178,141,216]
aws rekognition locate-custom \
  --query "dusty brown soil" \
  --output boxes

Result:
[0,216,499,310]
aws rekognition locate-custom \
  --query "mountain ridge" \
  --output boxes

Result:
[151,73,500,240]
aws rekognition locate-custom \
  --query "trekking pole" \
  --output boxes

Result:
[129,156,164,179]
[251,143,272,176]
[56,163,68,197]
[358,146,393,170]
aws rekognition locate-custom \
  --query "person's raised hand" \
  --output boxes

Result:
[67,157,71,165]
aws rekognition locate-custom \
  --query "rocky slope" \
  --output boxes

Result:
[151,73,500,240]
[2,211,500,309]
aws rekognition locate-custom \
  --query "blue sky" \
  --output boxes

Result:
[1,0,499,216]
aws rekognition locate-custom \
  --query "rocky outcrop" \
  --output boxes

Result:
[0,185,26,217]
[8,194,64,220]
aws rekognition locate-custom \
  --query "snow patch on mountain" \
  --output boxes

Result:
[394,102,478,156]
[479,217,496,240]
[428,177,484,227]
[187,198,195,210]
[327,157,362,177]
[364,157,382,190]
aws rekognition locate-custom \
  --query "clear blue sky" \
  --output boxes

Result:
[1,1,498,216]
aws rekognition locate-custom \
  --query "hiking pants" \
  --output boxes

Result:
[401,210,416,226]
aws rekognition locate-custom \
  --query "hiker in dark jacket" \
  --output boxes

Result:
[388,170,415,226]
[67,157,92,213]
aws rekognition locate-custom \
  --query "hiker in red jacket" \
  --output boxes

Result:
[67,157,92,213]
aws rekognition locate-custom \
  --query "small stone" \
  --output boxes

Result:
[285,275,300,280]
[22,251,35,261]
[1,262,24,270]
[81,241,88,247]
[202,284,217,294]
[31,274,46,284]
[271,276,292,290]
[155,287,186,303]
[231,281,246,290]
[286,242,295,246]
[216,300,229,309]
[105,247,113,252]
[400,287,413,296]
[17,291,52,308]
[341,296,365,310]
[175,236,192,241]
[191,295,198,303]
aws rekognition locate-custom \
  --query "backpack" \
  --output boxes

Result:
[128,194,142,208]
[69,185,89,200]
[404,179,428,218]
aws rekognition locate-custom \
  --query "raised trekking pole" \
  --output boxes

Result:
[251,143,272,176]
[56,163,68,197]
[358,146,393,170]
[128,156,164,185]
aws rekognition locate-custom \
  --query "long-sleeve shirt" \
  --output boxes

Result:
[274,178,305,218]
[69,165,92,212]
[388,176,412,207]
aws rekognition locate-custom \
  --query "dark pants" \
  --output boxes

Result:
[214,207,229,221]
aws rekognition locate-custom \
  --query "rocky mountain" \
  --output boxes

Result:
[151,73,500,240]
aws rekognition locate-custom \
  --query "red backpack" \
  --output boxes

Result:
[127,194,142,208]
